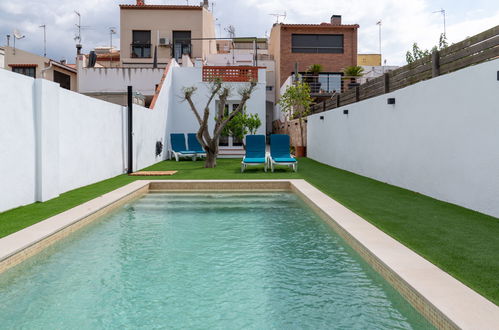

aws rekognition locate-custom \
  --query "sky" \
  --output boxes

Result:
[0,0,498,66]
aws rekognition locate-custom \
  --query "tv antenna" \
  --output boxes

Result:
[225,25,235,39]
[432,8,446,38]
[109,27,117,48]
[39,24,46,57]
[269,11,286,24]
[12,29,25,55]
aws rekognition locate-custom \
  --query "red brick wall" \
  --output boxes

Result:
[278,26,358,87]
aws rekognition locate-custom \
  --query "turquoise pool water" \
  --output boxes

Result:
[0,192,433,329]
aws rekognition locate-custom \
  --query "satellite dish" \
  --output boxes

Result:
[13,29,25,39]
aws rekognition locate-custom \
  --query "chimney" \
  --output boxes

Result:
[76,44,82,55]
[201,0,209,8]
[60,59,67,65]
[331,15,342,25]
[136,0,145,5]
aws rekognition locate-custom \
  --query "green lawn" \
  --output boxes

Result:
[1,158,498,305]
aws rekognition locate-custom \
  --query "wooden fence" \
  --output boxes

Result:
[311,25,499,113]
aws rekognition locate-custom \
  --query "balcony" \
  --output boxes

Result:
[294,73,343,95]
[202,66,259,82]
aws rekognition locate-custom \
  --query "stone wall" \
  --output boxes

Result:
[273,118,307,147]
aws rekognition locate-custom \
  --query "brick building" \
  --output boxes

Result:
[269,15,359,96]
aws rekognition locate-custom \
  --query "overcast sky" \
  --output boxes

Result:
[0,0,498,66]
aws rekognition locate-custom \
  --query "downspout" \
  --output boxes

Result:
[41,61,53,79]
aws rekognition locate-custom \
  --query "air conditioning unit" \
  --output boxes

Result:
[159,37,170,46]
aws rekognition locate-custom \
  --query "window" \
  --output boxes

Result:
[173,31,192,60]
[54,70,71,90]
[12,66,36,78]
[266,86,273,91]
[291,34,344,53]
[131,30,151,58]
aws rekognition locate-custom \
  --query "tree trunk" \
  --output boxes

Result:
[205,151,217,168]
[298,117,304,147]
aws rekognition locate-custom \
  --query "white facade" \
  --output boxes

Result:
[78,66,164,98]
[307,58,499,218]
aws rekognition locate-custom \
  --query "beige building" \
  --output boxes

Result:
[1,46,77,91]
[358,54,381,66]
[119,0,217,67]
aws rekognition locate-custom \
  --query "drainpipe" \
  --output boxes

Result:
[41,61,53,79]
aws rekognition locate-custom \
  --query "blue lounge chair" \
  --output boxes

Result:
[269,134,297,172]
[187,133,207,158]
[170,133,197,161]
[241,135,267,172]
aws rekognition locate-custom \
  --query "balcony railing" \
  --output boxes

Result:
[202,66,259,82]
[294,73,343,94]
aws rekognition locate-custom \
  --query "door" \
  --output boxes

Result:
[172,31,191,61]
[219,103,243,148]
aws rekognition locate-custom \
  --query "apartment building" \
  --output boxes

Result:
[119,0,217,68]
[269,15,359,96]
[1,46,77,91]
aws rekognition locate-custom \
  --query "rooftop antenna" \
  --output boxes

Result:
[74,11,82,44]
[12,29,25,55]
[269,11,286,24]
[215,18,221,38]
[39,24,46,57]
[109,27,117,48]
[225,25,235,39]
[432,8,446,38]
[376,20,382,72]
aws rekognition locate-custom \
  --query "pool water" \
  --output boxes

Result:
[0,192,433,329]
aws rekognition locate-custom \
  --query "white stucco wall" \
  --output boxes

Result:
[78,67,165,96]
[170,66,266,138]
[0,70,36,211]
[58,89,126,193]
[307,59,499,218]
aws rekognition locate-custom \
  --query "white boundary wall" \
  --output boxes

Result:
[0,62,177,212]
[307,59,499,218]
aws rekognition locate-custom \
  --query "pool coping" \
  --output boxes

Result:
[0,179,498,329]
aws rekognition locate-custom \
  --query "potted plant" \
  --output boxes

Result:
[278,81,312,157]
[306,64,323,93]
[342,65,364,89]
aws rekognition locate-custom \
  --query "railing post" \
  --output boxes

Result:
[355,86,360,102]
[336,94,341,108]
[323,100,326,112]
[127,86,133,174]
[384,72,390,93]
[432,50,440,77]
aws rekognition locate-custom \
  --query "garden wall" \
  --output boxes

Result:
[0,63,176,212]
[307,58,499,218]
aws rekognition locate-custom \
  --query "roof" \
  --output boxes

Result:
[119,4,203,10]
[96,53,120,61]
[9,63,38,67]
[50,60,78,73]
[278,23,359,29]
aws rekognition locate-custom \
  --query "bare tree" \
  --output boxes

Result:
[182,79,257,168]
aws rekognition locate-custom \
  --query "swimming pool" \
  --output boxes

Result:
[0,191,433,328]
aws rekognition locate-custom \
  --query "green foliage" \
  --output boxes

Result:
[278,81,313,120]
[306,64,323,75]
[221,107,262,143]
[406,33,449,64]
[343,65,364,77]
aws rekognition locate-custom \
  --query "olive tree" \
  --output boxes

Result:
[182,79,257,168]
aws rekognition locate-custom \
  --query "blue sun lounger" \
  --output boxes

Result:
[269,134,297,172]
[187,133,207,158]
[170,133,197,161]
[241,135,267,172]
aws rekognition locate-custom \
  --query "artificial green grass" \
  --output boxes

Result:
[1,158,498,305]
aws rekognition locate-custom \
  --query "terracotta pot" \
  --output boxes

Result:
[295,146,306,157]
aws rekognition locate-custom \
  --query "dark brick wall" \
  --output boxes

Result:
[278,26,358,87]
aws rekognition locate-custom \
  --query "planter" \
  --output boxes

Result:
[295,146,307,157]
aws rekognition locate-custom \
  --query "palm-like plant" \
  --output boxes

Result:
[306,64,323,75]
[343,65,364,77]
